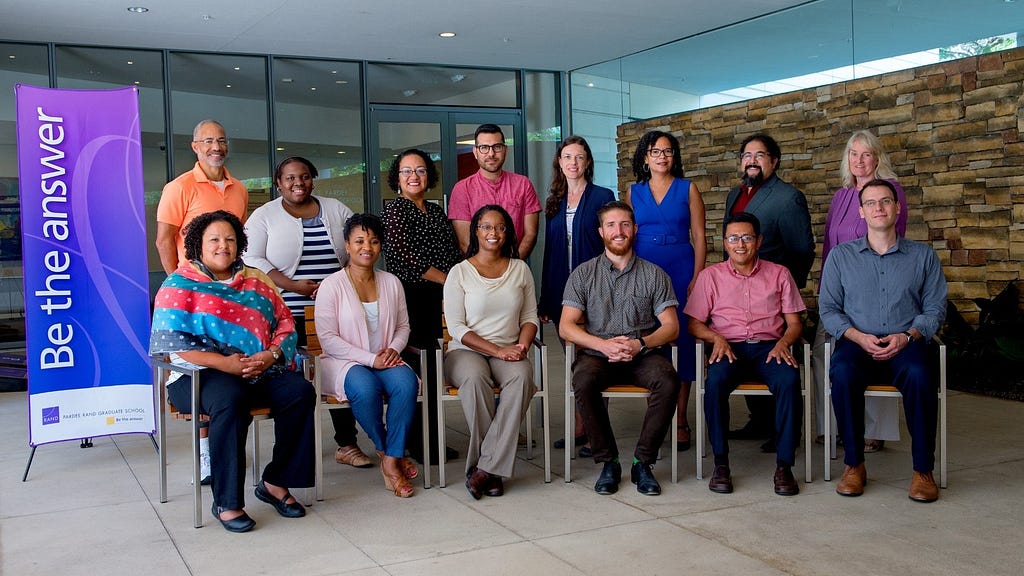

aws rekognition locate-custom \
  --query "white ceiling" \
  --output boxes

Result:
[0,0,810,72]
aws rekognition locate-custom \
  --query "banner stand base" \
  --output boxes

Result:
[22,438,95,482]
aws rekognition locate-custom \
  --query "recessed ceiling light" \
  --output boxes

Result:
[336,150,346,155]
[233,67,240,71]
[127,60,134,65]
[331,70,338,74]
[225,84,231,88]
[133,81,140,85]
[586,82,594,88]
[310,87,316,91]
[126,7,149,14]
[276,147,285,151]
[439,32,456,38]
[282,77,293,83]
[336,80,347,84]
[8,55,15,60]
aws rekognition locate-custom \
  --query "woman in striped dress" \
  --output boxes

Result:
[243,156,373,469]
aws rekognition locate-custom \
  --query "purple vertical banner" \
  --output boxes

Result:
[15,85,154,446]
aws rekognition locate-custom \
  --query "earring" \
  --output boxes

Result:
[643,163,650,173]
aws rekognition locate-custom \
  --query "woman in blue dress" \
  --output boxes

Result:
[625,130,706,452]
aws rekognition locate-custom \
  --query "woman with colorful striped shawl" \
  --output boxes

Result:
[151,210,315,533]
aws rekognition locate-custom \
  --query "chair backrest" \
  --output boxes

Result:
[304,304,321,356]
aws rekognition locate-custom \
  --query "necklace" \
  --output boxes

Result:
[345,266,377,302]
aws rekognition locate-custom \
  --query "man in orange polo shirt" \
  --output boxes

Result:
[156,119,249,274]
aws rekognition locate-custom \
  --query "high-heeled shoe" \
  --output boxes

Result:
[378,452,414,498]
[399,457,419,480]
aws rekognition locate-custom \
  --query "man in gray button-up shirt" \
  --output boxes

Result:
[819,179,946,503]
[560,201,680,497]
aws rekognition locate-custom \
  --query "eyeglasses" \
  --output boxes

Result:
[475,143,507,154]
[398,167,428,177]
[477,224,507,233]
[647,147,674,158]
[861,197,895,208]
[725,234,757,244]
[740,151,768,161]
[193,138,229,147]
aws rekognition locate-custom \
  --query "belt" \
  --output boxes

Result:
[729,339,763,344]
[638,233,679,245]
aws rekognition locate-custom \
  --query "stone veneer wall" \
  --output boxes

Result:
[617,47,1024,322]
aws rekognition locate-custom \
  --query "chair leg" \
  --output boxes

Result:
[824,342,832,482]
[251,419,260,487]
[436,349,447,488]
[804,341,812,483]
[418,349,431,489]
[564,347,574,483]
[939,344,947,489]
[314,403,325,501]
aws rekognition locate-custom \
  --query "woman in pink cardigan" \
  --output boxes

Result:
[315,214,419,498]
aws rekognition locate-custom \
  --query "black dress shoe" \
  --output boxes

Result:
[708,464,734,494]
[554,434,588,449]
[630,462,661,495]
[211,502,255,533]
[255,480,306,518]
[578,445,593,458]
[485,474,504,497]
[773,466,799,496]
[466,467,490,500]
[594,461,621,495]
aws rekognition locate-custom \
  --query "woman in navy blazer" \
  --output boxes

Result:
[539,136,615,452]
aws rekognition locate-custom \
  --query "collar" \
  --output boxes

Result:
[726,257,761,277]
[191,162,232,184]
[600,252,637,273]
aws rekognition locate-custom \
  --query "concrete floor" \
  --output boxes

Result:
[3,328,1024,576]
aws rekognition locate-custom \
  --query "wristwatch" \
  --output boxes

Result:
[902,331,914,345]
[638,336,649,354]
[269,347,281,362]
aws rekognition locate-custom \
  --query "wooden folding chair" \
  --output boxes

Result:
[823,336,947,488]
[694,340,813,482]
[563,342,679,484]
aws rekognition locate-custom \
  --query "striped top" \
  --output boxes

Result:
[283,215,343,317]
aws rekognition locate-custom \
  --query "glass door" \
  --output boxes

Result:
[368,108,524,214]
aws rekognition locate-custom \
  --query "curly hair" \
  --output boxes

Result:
[344,213,385,242]
[386,149,439,193]
[466,205,518,259]
[839,130,897,189]
[631,130,685,183]
[546,135,594,218]
[183,210,247,263]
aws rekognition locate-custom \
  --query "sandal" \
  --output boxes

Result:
[336,444,373,468]
[400,457,419,480]
[864,439,885,453]
[676,425,692,452]
[379,457,414,498]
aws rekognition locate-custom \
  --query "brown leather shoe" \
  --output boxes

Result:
[336,445,373,468]
[708,464,733,494]
[465,467,490,500]
[909,471,939,503]
[485,474,504,497]
[773,466,799,496]
[836,463,867,497]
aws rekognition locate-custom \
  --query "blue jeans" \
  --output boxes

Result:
[829,338,937,472]
[343,364,418,458]
[704,341,802,467]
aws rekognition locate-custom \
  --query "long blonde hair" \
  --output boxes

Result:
[839,130,897,189]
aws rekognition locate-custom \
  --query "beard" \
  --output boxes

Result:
[741,166,764,188]
[603,236,633,256]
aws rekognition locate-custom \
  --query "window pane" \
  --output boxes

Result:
[55,46,168,276]
[0,43,48,347]
[367,64,517,108]
[272,58,365,212]
[168,53,270,211]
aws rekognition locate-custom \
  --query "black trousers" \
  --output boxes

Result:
[572,352,680,465]
[402,280,445,462]
[168,368,316,510]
